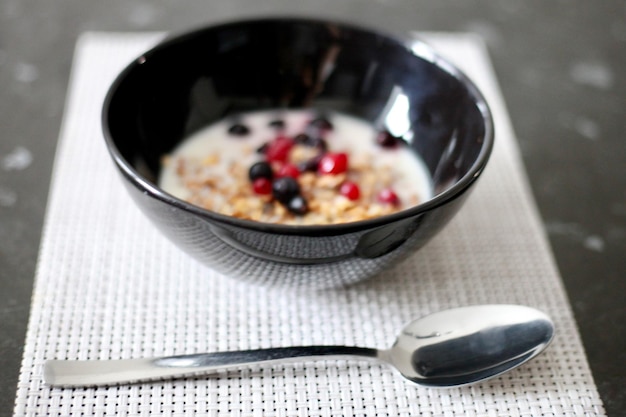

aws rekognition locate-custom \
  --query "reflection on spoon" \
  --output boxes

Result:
[43,305,553,388]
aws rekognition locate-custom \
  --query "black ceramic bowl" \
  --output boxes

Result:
[103,18,494,287]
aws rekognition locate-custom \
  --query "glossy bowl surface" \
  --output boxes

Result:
[103,17,494,287]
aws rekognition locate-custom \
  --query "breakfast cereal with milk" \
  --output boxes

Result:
[159,110,432,225]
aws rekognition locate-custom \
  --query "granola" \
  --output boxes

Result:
[159,110,432,225]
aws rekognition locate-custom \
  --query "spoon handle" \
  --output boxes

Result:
[44,346,380,387]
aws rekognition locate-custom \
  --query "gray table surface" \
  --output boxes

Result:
[1,1,624,416]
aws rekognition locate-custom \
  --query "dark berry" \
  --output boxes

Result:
[298,154,323,172]
[309,116,333,130]
[376,131,400,148]
[228,123,250,136]
[272,177,300,203]
[309,137,328,152]
[293,133,311,144]
[377,188,400,206]
[286,195,308,215]
[318,152,348,175]
[276,163,300,179]
[265,136,294,163]
[294,133,328,153]
[268,119,285,129]
[252,177,272,195]
[340,181,360,200]
[256,143,269,154]
[249,161,274,181]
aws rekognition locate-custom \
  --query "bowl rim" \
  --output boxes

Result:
[102,16,494,236]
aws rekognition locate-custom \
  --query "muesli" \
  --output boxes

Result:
[159,110,432,225]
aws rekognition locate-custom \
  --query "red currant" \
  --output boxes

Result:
[340,181,360,200]
[252,177,272,195]
[377,188,400,206]
[265,136,294,163]
[318,152,348,175]
[276,163,300,179]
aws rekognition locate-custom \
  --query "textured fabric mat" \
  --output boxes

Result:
[13,32,605,416]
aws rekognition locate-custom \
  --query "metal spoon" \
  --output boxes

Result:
[43,304,553,388]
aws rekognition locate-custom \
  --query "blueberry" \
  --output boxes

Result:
[249,161,274,181]
[294,133,327,151]
[272,177,300,203]
[228,123,250,136]
[268,119,285,129]
[376,131,400,148]
[309,116,333,130]
[286,195,308,215]
[298,154,323,172]
[309,137,328,151]
[293,133,311,144]
[256,143,269,154]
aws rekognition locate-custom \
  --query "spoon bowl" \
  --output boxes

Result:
[44,305,553,388]
[386,304,554,387]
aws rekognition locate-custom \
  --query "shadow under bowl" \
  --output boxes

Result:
[103,17,494,288]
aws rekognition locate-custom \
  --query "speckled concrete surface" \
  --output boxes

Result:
[1,1,624,415]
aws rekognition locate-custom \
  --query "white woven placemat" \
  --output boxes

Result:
[13,32,606,417]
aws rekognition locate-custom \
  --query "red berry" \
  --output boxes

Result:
[340,181,360,200]
[377,188,400,206]
[265,136,294,163]
[252,177,272,195]
[276,163,300,179]
[318,152,348,175]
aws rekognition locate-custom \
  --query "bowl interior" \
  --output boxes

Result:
[105,18,491,215]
